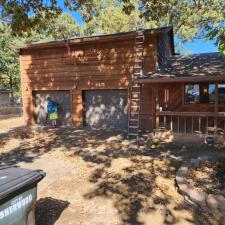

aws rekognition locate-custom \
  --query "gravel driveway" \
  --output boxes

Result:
[1,125,225,225]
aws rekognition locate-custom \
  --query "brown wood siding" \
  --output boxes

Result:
[20,35,157,127]
[156,33,173,69]
[157,83,225,113]
[140,84,154,131]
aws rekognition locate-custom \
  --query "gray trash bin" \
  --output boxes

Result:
[0,166,45,225]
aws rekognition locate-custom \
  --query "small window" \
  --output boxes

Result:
[208,84,216,103]
[185,84,199,103]
[219,84,225,104]
[185,83,215,104]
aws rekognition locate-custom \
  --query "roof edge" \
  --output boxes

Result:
[17,26,174,50]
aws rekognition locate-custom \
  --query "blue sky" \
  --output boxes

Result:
[181,39,217,54]
[59,1,218,54]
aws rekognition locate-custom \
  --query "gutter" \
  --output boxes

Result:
[17,26,173,50]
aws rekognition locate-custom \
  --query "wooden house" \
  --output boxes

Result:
[18,26,225,141]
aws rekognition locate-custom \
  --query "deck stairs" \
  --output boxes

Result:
[127,29,145,140]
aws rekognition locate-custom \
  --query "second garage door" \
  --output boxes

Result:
[83,89,128,129]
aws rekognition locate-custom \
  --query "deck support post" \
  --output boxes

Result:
[155,89,159,130]
[178,116,180,133]
[199,117,201,133]
[170,116,173,131]
[214,82,219,133]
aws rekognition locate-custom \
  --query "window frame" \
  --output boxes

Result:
[183,82,219,105]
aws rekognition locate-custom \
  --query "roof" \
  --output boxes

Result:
[18,26,174,52]
[140,52,225,83]
[0,88,12,93]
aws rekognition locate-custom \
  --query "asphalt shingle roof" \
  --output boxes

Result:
[148,52,225,79]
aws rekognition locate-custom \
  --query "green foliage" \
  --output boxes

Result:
[77,0,225,51]
[207,26,225,56]
[0,13,81,94]
[0,0,61,35]
[0,0,224,94]
[0,23,20,93]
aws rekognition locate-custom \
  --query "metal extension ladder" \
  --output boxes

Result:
[127,29,145,140]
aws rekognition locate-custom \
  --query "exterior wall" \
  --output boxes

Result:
[155,82,225,132]
[157,83,225,113]
[20,34,158,128]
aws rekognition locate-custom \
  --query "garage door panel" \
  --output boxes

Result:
[34,91,71,126]
[84,90,128,129]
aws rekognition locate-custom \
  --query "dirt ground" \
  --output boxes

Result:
[1,117,225,225]
[0,114,24,132]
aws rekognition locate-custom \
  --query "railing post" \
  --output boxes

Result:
[178,116,180,133]
[191,117,194,133]
[170,116,173,131]
[199,117,201,133]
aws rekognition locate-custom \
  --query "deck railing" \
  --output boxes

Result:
[156,111,225,134]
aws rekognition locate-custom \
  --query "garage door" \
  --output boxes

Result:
[34,91,71,126]
[83,90,128,129]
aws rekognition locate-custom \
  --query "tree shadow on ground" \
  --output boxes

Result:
[35,197,70,225]
[1,127,225,224]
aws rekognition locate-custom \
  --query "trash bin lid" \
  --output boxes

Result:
[0,166,45,201]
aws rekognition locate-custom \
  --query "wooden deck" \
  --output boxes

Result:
[156,111,225,135]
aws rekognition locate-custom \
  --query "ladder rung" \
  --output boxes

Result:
[136,42,144,45]
[136,34,144,38]
[129,121,139,124]
[131,91,140,94]
[131,112,138,114]
[130,105,140,108]
[131,99,140,101]
[131,86,141,88]
[128,133,139,136]
[136,31,144,34]
[129,119,138,121]
[129,126,138,129]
